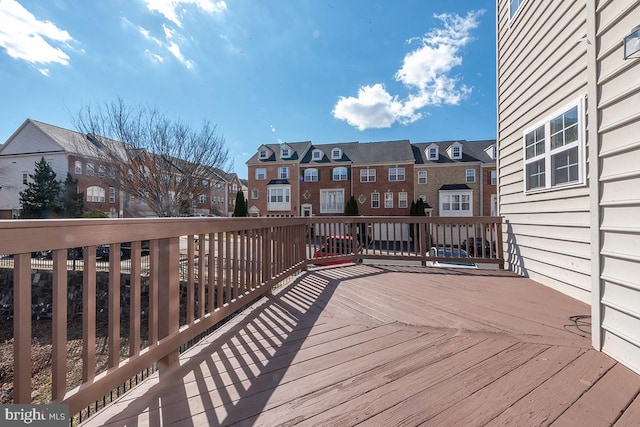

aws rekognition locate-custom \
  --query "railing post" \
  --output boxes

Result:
[13,253,31,403]
[496,217,505,270]
[158,237,179,368]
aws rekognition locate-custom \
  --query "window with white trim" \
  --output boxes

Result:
[259,149,268,159]
[251,189,258,199]
[331,148,342,159]
[427,147,438,160]
[98,165,106,177]
[332,167,348,181]
[384,192,393,208]
[360,169,376,182]
[466,169,476,183]
[417,170,427,184]
[278,167,289,179]
[371,192,380,208]
[87,186,105,203]
[312,149,323,160]
[439,191,472,217]
[304,168,318,182]
[389,167,405,182]
[491,170,497,185]
[281,148,290,158]
[22,172,28,185]
[523,98,584,192]
[398,192,408,208]
[109,187,116,203]
[452,146,462,159]
[198,194,207,204]
[510,0,526,19]
[267,185,291,211]
[320,189,344,213]
[255,168,266,180]
[74,160,82,174]
[86,163,94,177]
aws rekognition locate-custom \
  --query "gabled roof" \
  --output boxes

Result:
[246,141,312,164]
[300,141,359,164]
[413,139,496,165]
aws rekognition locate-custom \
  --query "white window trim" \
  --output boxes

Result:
[312,149,323,160]
[509,0,528,21]
[439,190,473,217]
[417,170,427,184]
[304,168,319,182]
[251,189,258,199]
[360,169,376,182]
[259,149,269,159]
[281,148,290,158]
[399,192,408,209]
[466,169,476,183]
[388,167,405,182]
[278,167,289,179]
[320,189,344,213]
[371,192,380,209]
[491,170,497,186]
[331,148,342,159]
[522,96,585,194]
[450,145,462,159]
[267,185,291,211]
[427,146,438,160]
[384,192,393,209]
[74,161,82,174]
[332,167,348,181]
[255,168,266,180]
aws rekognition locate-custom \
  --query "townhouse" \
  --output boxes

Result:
[246,139,496,218]
[497,0,640,373]
[0,119,238,218]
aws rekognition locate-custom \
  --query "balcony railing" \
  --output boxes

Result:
[0,215,502,422]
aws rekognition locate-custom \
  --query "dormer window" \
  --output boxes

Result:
[281,147,290,158]
[452,146,462,159]
[331,148,342,159]
[259,149,268,159]
[312,149,323,161]
[427,146,438,160]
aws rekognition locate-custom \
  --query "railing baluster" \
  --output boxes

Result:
[108,243,121,369]
[199,234,206,318]
[187,235,195,325]
[157,237,179,368]
[83,246,97,382]
[13,253,31,403]
[52,249,68,400]
[129,242,141,357]
[148,240,158,346]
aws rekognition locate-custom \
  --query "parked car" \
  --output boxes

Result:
[313,236,363,266]
[461,238,494,258]
[427,247,478,269]
[98,241,151,260]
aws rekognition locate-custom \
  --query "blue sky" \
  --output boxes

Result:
[0,0,496,179]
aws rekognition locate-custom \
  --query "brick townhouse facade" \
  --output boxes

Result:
[0,119,240,218]
[247,139,496,218]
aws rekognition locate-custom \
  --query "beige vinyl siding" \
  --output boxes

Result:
[595,0,640,375]
[497,0,592,303]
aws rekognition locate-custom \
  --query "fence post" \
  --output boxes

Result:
[13,253,31,403]
[157,237,180,368]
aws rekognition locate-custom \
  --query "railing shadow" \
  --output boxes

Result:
[92,265,391,426]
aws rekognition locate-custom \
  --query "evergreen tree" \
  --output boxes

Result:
[60,173,85,217]
[344,196,359,216]
[19,157,60,218]
[233,190,248,217]
[415,199,426,216]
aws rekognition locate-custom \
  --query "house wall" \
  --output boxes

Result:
[592,0,640,374]
[352,164,414,216]
[300,164,352,216]
[482,165,497,216]
[415,163,481,217]
[497,0,592,303]
[247,163,300,216]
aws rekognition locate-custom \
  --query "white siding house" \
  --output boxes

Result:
[498,0,640,374]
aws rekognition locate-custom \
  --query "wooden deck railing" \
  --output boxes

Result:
[0,215,502,421]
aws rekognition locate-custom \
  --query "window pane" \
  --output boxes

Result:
[551,146,579,186]
[526,159,546,190]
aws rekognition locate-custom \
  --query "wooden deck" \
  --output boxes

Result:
[85,264,640,426]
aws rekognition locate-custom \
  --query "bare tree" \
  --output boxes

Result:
[74,99,231,216]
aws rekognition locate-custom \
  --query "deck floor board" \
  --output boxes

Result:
[86,265,640,427]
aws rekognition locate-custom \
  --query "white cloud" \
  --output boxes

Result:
[270,125,276,133]
[333,10,484,130]
[162,24,194,68]
[144,0,227,27]
[0,0,74,74]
